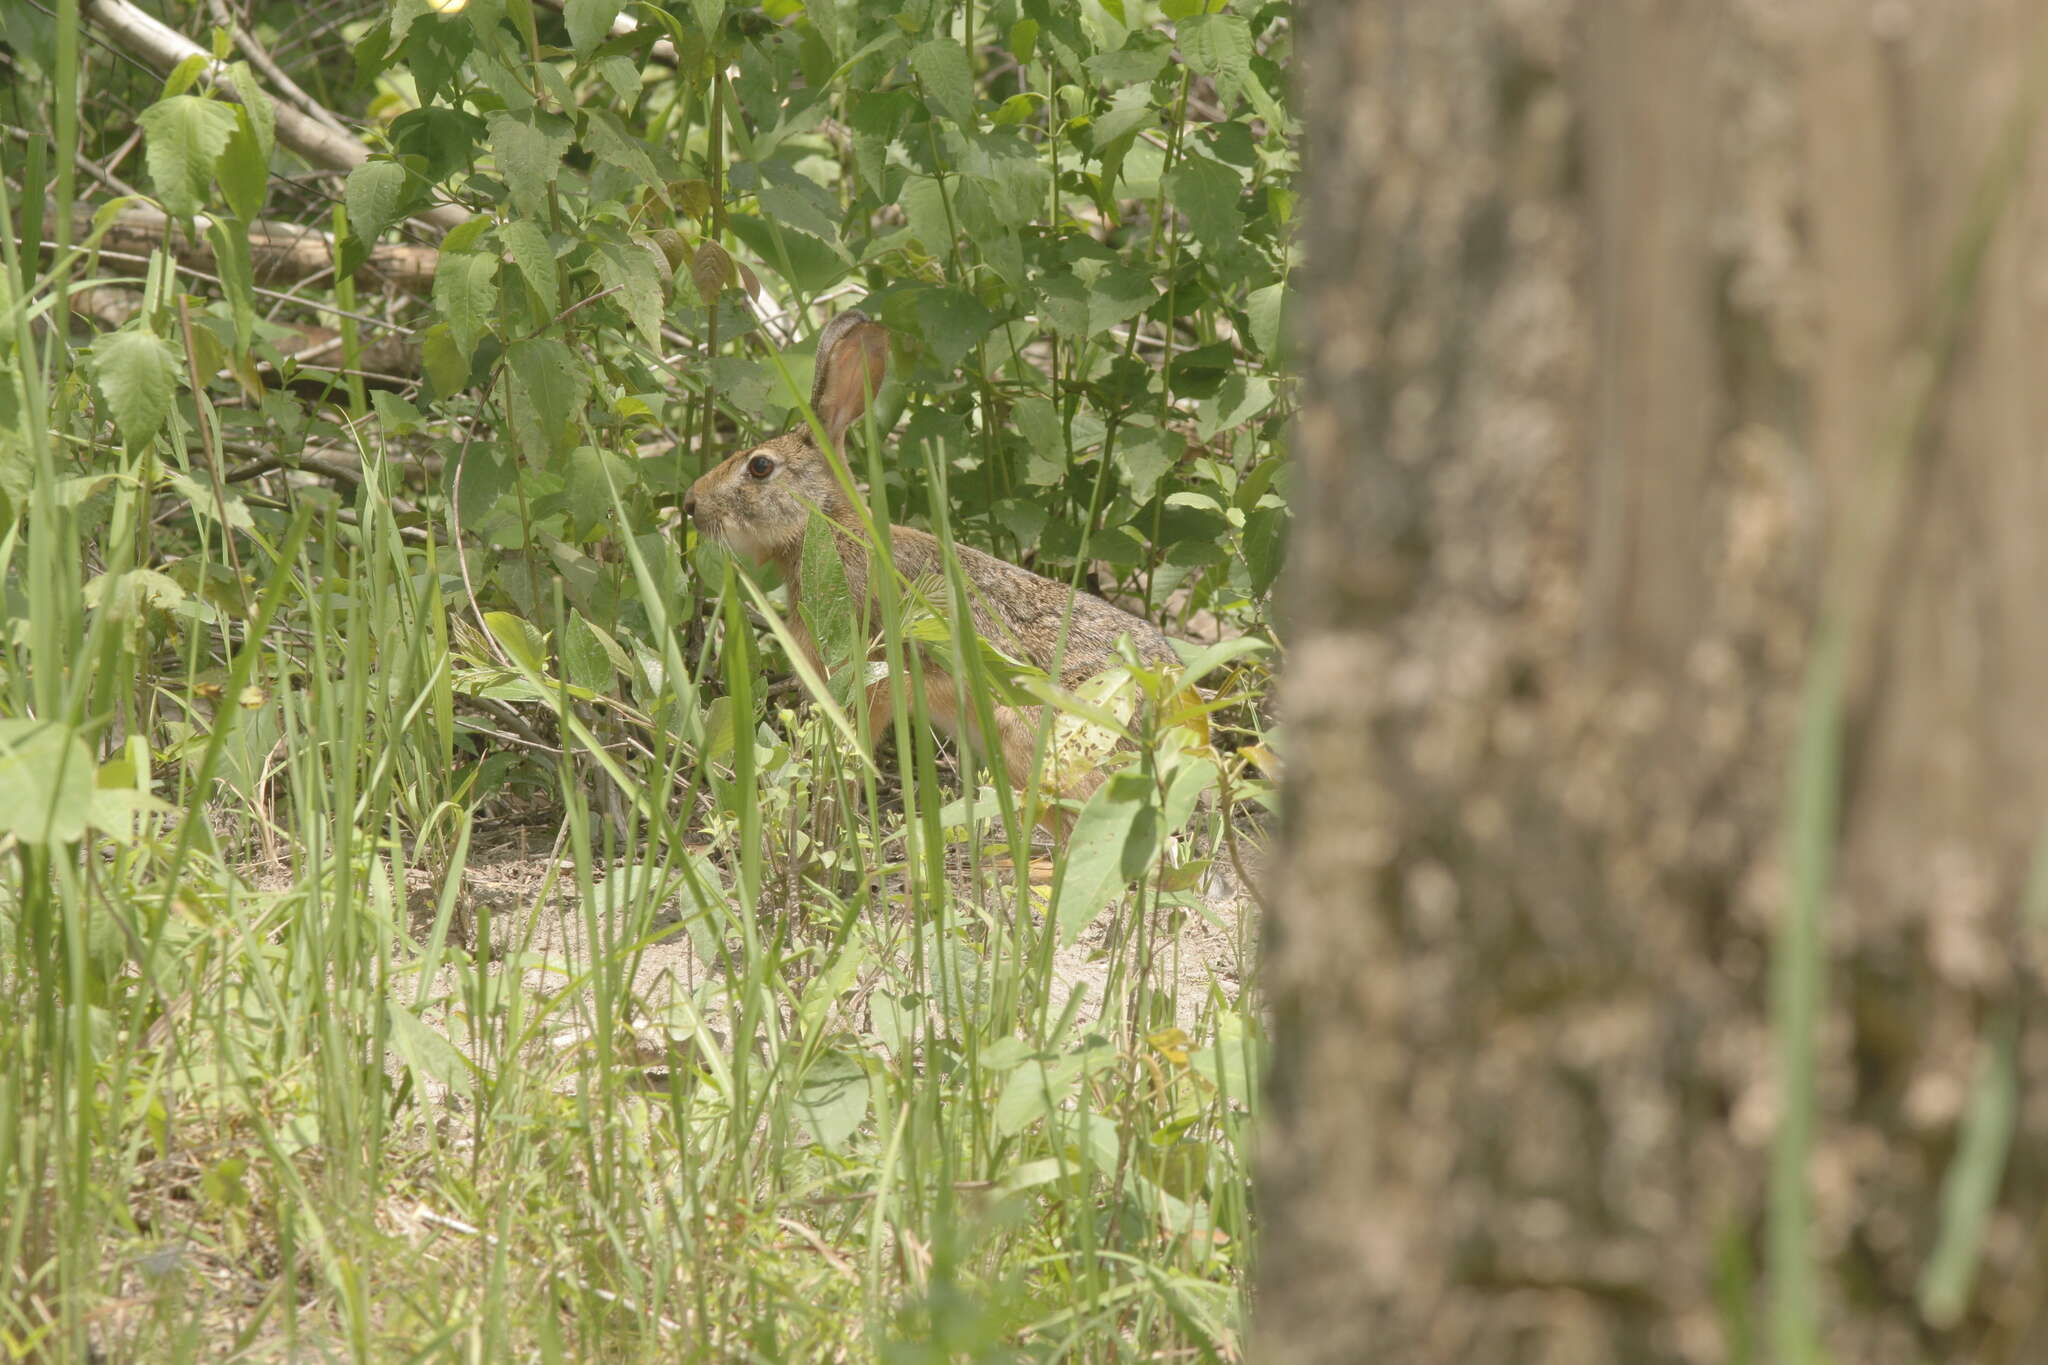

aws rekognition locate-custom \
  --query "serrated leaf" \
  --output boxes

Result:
[488,110,576,219]
[593,239,663,350]
[500,218,558,311]
[344,159,412,241]
[690,240,735,301]
[506,337,588,458]
[218,106,269,220]
[0,720,94,846]
[433,251,499,365]
[139,95,239,219]
[909,38,975,126]
[1178,14,1252,105]
[1162,154,1241,253]
[91,328,180,449]
[583,109,663,191]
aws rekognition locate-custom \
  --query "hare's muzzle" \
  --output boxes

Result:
[682,487,698,519]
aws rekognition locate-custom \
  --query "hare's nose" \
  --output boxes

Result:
[682,488,698,519]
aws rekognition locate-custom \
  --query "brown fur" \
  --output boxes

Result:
[682,312,1178,829]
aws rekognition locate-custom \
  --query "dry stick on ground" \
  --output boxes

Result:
[90,205,442,293]
[80,0,469,234]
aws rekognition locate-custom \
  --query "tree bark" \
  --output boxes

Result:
[1258,3,2048,1361]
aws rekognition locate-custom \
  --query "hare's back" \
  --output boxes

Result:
[919,537,1175,683]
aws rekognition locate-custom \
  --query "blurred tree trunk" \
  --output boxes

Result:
[1257,3,2048,1362]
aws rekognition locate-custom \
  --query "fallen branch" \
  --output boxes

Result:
[80,0,468,233]
[89,204,440,293]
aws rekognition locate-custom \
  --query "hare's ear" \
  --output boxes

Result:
[811,310,889,448]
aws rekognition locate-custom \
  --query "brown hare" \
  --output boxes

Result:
[682,310,1181,832]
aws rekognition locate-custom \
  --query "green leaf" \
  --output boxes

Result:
[1177,14,1253,105]
[593,238,666,351]
[506,337,588,459]
[1012,395,1066,486]
[344,159,413,241]
[499,219,558,312]
[1084,31,1171,86]
[139,95,239,219]
[433,250,499,366]
[1040,259,1155,339]
[566,444,636,535]
[488,110,576,219]
[561,611,616,691]
[419,323,470,396]
[0,720,94,846]
[226,61,275,159]
[795,1051,871,1153]
[1196,373,1275,440]
[386,1002,476,1099]
[1116,424,1183,503]
[484,611,548,673]
[800,510,862,711]
[909,38,975,126]
[1244,281,1286,361]
[217,107,268,220]
[91,328,181,449]
[563,0,624,58]
[1053,771,1152,942]
[582,109,663,191]
[1162,154,1241,253]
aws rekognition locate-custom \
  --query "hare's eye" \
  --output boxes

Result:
[746,454,776,481]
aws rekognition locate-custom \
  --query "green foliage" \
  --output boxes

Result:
[0,0,1291,1356]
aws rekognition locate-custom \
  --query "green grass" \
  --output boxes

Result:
[0,116,1269,1365]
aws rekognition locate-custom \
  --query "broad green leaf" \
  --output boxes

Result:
[800,510,861,711]
[344,159,413,241]
[225,62,275,158]
[563,0,624,57]
[561,611,616,692]
[91,328,180,449]
[139,95,238,219]
[1196,373,1275,440]
[433,250,499,365]
[488,110,576,219]
[1053,770,1151,942]
[1245,281,1286,360]
[1084,31,1171,86]
[506,337,588,459]
[1012,395,1066,486]
[419,322,470,396]
[909,38,975,126]
[484,611,548,673]
[1116,424,1183,503]
[794,1051,871,1153]
[1162,154,1241,253]
[1177,14,1253,105]
[582,109,663,191]
[592,238,664,350]
[387,1002,476,1099]
[500,218,558,311]
[218,106,269,221]
[0,720,94,846]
